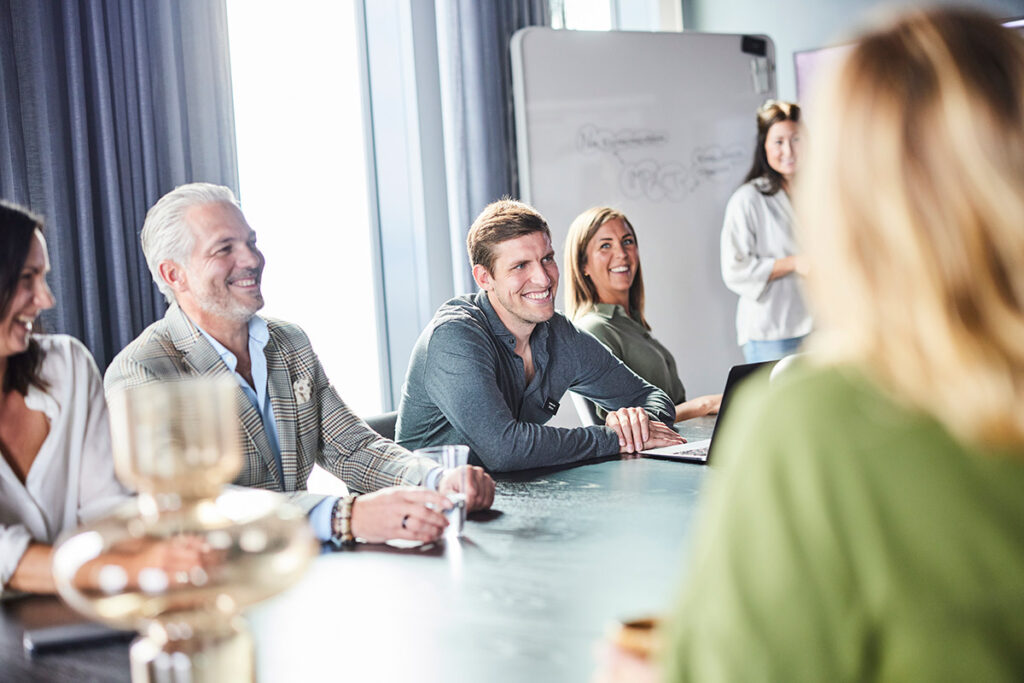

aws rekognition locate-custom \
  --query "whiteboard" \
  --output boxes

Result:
[511,28,775,405]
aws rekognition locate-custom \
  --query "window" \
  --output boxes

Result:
[551,0,614,30]
[226,0,382,415]
[551,0,682,31]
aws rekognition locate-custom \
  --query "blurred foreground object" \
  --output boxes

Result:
[53,377,317,682]
[663,7,1024,682]
[592,617,661,683]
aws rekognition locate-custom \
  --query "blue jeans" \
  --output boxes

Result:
[742,336,806,363]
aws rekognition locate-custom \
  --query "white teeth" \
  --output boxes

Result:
[524,290,550,300]
[610,266,630,273]
[233,279,256,287]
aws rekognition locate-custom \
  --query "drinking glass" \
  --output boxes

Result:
[414,445,469,537]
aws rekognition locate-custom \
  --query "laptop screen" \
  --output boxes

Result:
[641,360,777,464]
[705,360,776,463]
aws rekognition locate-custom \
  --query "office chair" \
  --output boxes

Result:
[569,392,601,427]
[363,410,399,441]
[770,353,803,384]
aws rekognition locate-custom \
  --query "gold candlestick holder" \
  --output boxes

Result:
[53,377,317,682]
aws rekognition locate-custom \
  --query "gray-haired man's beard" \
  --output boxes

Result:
[192,282,264,324]
[199,296,264,323]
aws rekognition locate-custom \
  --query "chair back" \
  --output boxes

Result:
[569,392,601,427]
[364,410,399,441]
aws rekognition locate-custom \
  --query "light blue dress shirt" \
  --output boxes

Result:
[197,318,336,541]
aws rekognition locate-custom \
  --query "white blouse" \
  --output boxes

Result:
[720,178,813,346]
[0,335,128,587]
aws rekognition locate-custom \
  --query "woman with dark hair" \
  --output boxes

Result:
[0,201,126,594]
[720,100,811,363]
[564,206,720,422]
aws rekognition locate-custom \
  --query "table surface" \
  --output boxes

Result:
[0,417,715,682]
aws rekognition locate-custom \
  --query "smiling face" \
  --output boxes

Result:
[583,218,638,307]
[0,230,55,359]
[473,231,559,340]
[165,201,265,328]
[765,119,800,182]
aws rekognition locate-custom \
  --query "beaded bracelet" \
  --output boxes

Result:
[330,493,358,548]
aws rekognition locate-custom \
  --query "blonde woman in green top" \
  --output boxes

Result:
[564,207,721,423]
[598,7,1024,683]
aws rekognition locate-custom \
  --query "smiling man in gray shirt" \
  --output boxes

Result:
[396,199,682,472]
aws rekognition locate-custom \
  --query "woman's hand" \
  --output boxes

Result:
[7,543,56,594]
[793,254,809,276]
[768,254,807,281]
[674,394,723,422]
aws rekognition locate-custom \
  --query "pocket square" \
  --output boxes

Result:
[293,377,312,405]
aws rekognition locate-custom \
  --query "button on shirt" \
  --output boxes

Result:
[197,318,337,541]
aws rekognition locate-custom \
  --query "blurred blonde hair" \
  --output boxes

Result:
[798,7,1024,448]
[563,207,649,329]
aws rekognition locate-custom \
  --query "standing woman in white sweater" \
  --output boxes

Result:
[0,201,127,594]
[721,100,811,363]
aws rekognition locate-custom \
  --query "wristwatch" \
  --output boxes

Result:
[330,494,358,547]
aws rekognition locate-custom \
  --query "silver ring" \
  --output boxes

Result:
[401,515,410,529]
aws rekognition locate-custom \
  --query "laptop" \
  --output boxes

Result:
[641,360,776,465]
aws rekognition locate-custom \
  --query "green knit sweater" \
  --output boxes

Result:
[664,363,1024,682]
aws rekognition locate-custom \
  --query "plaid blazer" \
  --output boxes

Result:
[104,304,435,512]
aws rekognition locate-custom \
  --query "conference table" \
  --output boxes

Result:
[0,417,715,682]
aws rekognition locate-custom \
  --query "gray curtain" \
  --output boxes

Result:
[0,0,237,369]
[436,0,549,293]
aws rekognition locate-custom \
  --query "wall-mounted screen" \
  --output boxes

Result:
[796,18,1023,104]
[793,43,853,103]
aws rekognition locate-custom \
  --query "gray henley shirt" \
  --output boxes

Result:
[395,291,675,472]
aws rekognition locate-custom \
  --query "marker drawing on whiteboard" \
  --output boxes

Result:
[692,145,747,182]
[577,124,669,155]
[621,160,695,201]
[576,124,746,202]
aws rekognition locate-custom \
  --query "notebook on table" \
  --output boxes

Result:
[641,361,776,465]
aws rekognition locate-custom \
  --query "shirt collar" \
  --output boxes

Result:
[195,315,270,372]
[474,289,550,348]
[592,302,644,325]
[590,302,619,320]
[475,290,515,344]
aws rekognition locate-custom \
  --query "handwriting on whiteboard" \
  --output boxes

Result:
[577,125,669,154]
[577,124,746,202]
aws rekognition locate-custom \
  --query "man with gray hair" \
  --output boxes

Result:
[106,182,494,546]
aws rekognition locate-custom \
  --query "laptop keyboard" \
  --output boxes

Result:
[641,438,711,459]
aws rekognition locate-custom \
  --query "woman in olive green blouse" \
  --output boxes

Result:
[594,8,1024,683]
[564,208,720,423]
